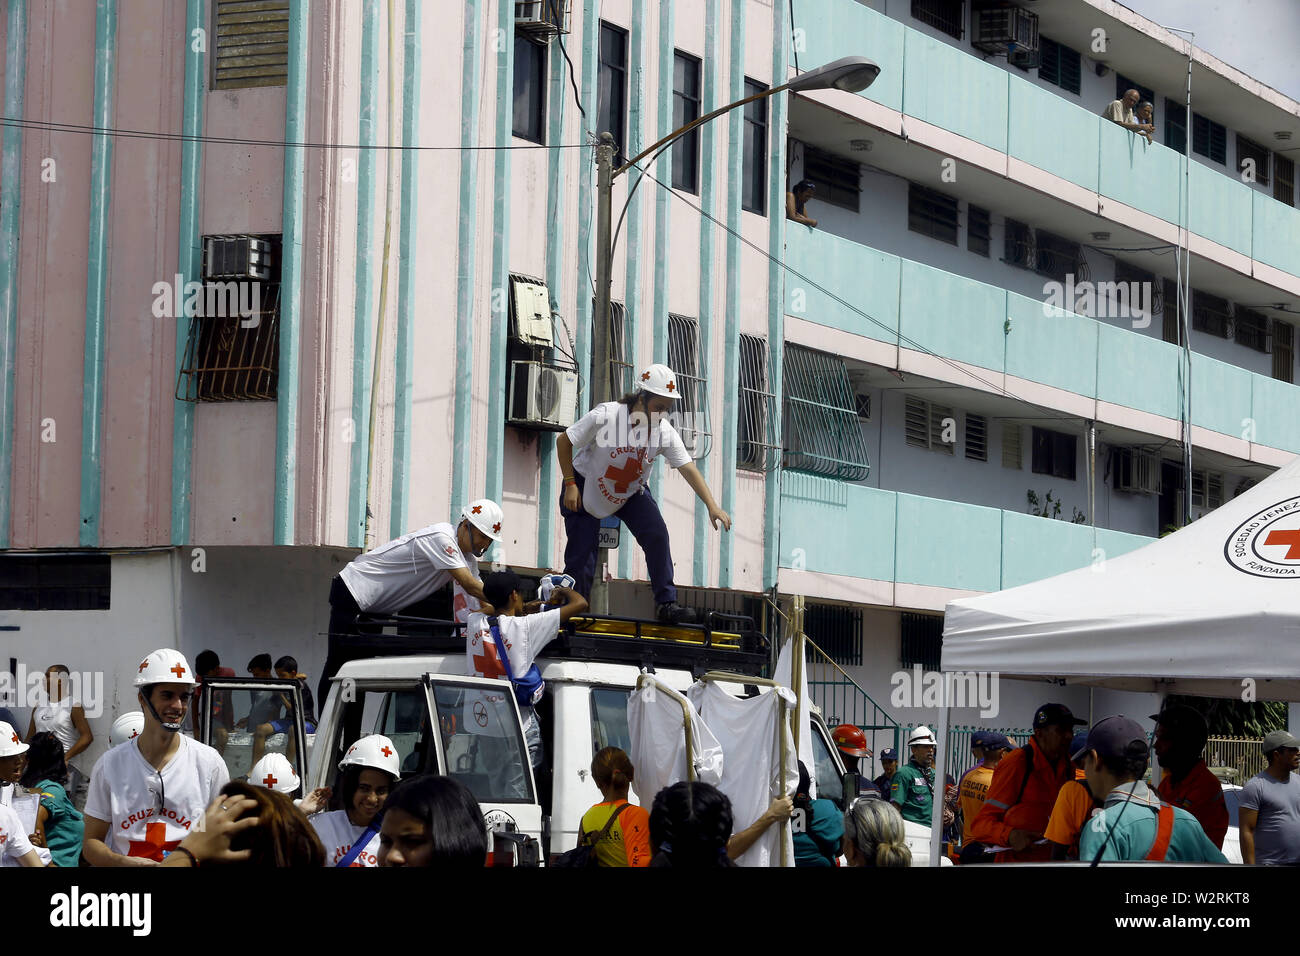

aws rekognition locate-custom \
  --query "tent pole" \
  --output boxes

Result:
[930,693,951,866]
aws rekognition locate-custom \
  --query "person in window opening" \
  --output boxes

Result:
[1103,89,1153,144]
[786,179,818,227]
[557,363,731,625]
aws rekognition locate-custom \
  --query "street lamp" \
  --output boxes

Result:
[586,55,879,614]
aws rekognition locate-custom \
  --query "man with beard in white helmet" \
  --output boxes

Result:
[322,499,504,703]
[82,649,229,866]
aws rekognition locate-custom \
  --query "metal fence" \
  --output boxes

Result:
[1205,736,1266,785]
[946,725,1034,781]
[805,637,900,760]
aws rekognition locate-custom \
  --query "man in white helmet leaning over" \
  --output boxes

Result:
[322,499,504,702]
[557,364,730,625]
[82,649,229,866]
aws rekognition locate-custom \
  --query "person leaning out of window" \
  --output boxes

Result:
[786,179,818,227]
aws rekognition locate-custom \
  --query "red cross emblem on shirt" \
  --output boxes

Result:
[263,774,278,788]
[472,505,482,514]
[473,640,507,681]
[604,458,644,495]
[1263,526,1300,559]
[127,822,180,862]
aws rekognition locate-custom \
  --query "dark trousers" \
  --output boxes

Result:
[322,575,364,705]
[561,473,677,606]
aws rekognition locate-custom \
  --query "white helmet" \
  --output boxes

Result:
[250,753,301,795]
[133,648,197,688]
[537,571,575,604]
[109,712,145,748]
[338,734,401,779]
[636,363,682,400]
[0,721,28,758]
[461,499,504,542]
[907,725,937,747]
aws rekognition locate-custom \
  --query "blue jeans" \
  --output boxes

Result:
[561,474,678,606]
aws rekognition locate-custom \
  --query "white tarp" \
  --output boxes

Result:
[687,682,799,868]
[943,454,1300,700]
[773,633,816,798]
[626,674,723,805]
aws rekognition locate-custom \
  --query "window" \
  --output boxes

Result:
[211,0,290,90]
[1004,218,1033,268]
[1116,75,1154,107]
[431,682,533,802]
[1165,98,1187,154]
[1235,307,1269,353]
[900,613,943,670]
[738,334,777,471]
[1236,135,1270,187]
[782,345,871,481]
[1038,37,1081,95]
[671,52,701,193]
[806,603,863,667]
[965,413,987,461]
[967,204,991,257]
[1001,422,1022,469]
[590,687,633,755]
[177,234,282,402]
[1276,155,1296,207]
[1115,260,1157,324]
[597,22,627,152]
[911,0,964,40]
[802,145,861,213]
[904,395,954,455]
[1274,320,1295,384]
[742,79,768,214]
[907,183,959,245]
[1031,427,1077,480]
[1193,113,1227,165]
[512,33,547,143]
[0,554,110,610]
[1161,278,1183,345]
[1034,229,1080,283]
[591,297,632,397]
[1191,470,1223,510]
[667,314,712,459]
[1192,290,1231,338]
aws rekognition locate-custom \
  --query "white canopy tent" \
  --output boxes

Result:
[925,454,1300,862]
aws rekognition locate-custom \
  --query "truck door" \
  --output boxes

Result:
[198,677,312,795]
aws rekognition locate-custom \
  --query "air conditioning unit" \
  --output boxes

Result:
[511,279,554,347]
[515,0,569,37]
[203,236,273,280]
[973,4,1039,57]
[1114,447,1161,495]
[508,361,578,430]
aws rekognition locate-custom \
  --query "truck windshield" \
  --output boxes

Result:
[431,682,533,804]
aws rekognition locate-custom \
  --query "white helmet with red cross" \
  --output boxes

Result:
[0,721,28,758]
[461,498,504,542]
[109,712,145,748]
[250,753,301,794]
[338,734,401,779]
[133,648,197,687]
[636,363,682,400]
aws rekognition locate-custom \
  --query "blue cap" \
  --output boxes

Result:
[971,731,992,749]
[985,733,1014,752]
[879,748,897,762]
[1068,731,1091,762]
[1080,716,1149,763]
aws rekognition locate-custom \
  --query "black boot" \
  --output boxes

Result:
[656,602,697,625]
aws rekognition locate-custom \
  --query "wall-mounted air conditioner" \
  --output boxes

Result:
[511,279,555,347]
[203,236,273,280]
[1114,447,1161,495]
[973,4,1039,59]
[515,0,569,36]
[508,360,578,430]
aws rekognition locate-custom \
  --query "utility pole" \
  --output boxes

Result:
[589,131,616,615]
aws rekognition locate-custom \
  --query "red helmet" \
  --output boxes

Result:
[832,723,870,758]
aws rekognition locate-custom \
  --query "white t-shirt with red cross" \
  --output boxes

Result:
[310,809,381,867]
[340,521,483,619]
[566,402,692,518]
[84,734,230,862]
[0,801,35,866]
[464,609,562,735]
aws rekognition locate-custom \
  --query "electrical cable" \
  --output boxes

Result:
[547,0,586,121]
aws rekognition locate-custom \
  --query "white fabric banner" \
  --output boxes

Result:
[626,674,723,807]
[773,633,815,798]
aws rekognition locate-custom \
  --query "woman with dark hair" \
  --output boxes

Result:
[647,781,736,868]
[791,760,842,867]
[159,785,325,867]
[18,732,83,867]
[576,747,651,867]
[786,179,818,227]
[377,775,488,868]
[308,734,399,867]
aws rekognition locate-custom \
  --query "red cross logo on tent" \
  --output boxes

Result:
[604,458,643,495]
[170,663,187,679]
[472,505,482,514]
[263,774,278,788]
[381,745,393,757]
[127,822,180,862]
[1263,526,1300,560]
[473,641,507,681]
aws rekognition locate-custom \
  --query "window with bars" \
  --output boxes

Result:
[742,79,768,215]
[908,183,959,245]
[1192,290,1231,338]
[592,297,633,397]
[1004,218,1033,269]
[911,0,964,40]
[1193,113,1227,165]
[1031,426,1076,481]
[904,395,955,455]
[965,413,987,461]
[512,33,547,143]
[672,51,701,193]
[738,334,778,471]
[807,602,864,667]
[1002,422,1022,469]
[782,345,871,481]
[1235,307,1269,353]
[1034,229,1080,283]
[1115,260,1159,321]
[1038,37,1081,95]
[1117,75,1154,107]
[802,145,861,213]
[1191,469,1223,510]
[900,613,943,670]
[1274,320,1295,383]
[598,22,628,153]
[1276,155,1296,207]
[0,554,111,610]
[1161,277,1183,345]
[967,204,991,258]
[667,314,711,459]
[211,0,290,90]
[177,235,281,402]
[1165,97,1187,154]
[1236,135,1270,187]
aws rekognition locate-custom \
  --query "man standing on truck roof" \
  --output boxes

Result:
[321,499,503,704]
[890,726,938,824]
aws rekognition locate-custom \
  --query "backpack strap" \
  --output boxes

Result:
[488,617,517,683]
[1144,804,1175,861]
[335,816,383,868]
[583,801,631,847]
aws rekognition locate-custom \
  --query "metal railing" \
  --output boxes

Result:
[804,636,900,760]
[1205,736,1266,785]
[946,725,1034,781]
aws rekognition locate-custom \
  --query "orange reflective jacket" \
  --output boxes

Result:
[970,738,1074,862]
